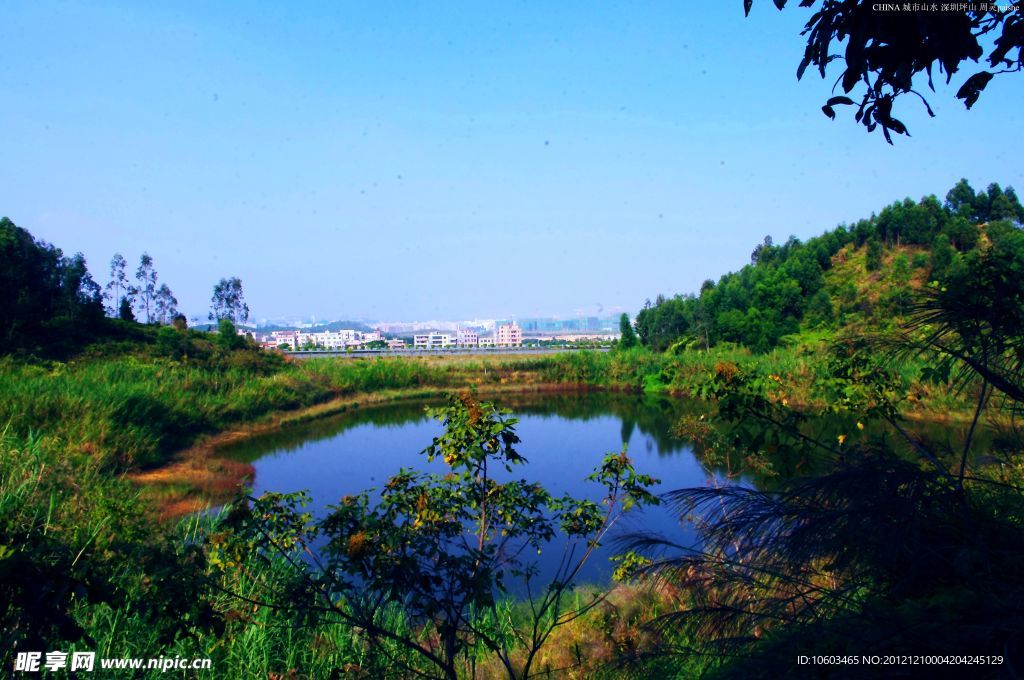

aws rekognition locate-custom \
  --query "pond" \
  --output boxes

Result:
[220,391,735,588]
[218,390,983,592]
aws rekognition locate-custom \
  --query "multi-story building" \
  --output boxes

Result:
[291,329,358,349]
[387,338,406,350]
[456,329,479,346]
[495,323,523,347]
[414,333,453,349]
[319,330,358,349]
[478,337,495,348]
[267,330,299,350]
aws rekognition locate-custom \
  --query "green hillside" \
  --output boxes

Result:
[635,179,1024,353]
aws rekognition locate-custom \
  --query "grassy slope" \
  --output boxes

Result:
[0,301,986,678]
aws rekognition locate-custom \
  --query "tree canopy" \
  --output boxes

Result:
[209,277,250,325]
[748,2,1024,141]
[0,217,104,353]
[635,179,1024,353]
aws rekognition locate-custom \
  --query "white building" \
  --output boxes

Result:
[478,337,495,348]
[292,329,358,350]
[495,323,523,347]
[267,330,299,350]
[414,333,453,349]
[387,338,406,350]
[320,330,359,349]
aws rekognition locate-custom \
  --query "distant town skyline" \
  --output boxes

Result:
[246,312,623,333]
[2,2,1021,321]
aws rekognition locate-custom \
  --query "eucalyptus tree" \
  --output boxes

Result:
[134,253,158,323]
[153,284,179,325]
[209,277,249,325]
[104,253,130,317]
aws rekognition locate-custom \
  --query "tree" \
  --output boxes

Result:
[944,178,1024,224]
[750,235,774,264]
[153,284,178,325]
[104,253,129,317]
[619,312,638,349]
[225,395,658,680]
[943,215,979,251]
[865,236,883,272]
[215,318,245,351]
[209,277,249,326]
[0,217,104,352]
[747,2,1024,142]
[118,297,135,322]
[134,253,158,324]
[946,178,978,218]
[930,234,956,279]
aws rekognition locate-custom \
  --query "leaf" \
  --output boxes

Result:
[773,0,787,8]
[955,71,994,110]
[826,96,854,107]
[797,54,811,80]
[744,0,753,16]
[821,105,836,120]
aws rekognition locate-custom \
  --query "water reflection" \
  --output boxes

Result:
[217,391,977,588]
[220,392,725,586]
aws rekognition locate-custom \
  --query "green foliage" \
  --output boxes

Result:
[134,253,158,324]
[627,238,1024,675]
[0,430,217,662]
[0,216,105,354]
[618,312,638,349]
[864,236,883,272]
[216,318,246,352]
[118,296,135,322]
[104,253,129,317]
[227,395,658,679]
[155,326,189,360]
[209,277,249,325]
[908,223,1024,408]
[636,179,1022,354]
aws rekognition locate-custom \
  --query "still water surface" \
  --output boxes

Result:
[220,392,738,586]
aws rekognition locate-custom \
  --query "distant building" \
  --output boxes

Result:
[361,330,382,343]
[478,337,495,348]
[387,338,406,350]
[414,333,453,349]
[495,323,523,347]
[325,330,358,349]
[267,330,299,350]
[456,329,479,346]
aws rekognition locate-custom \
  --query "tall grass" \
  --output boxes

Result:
[0,341,975,473]
[0,428,422,676]
[3,340,970,677]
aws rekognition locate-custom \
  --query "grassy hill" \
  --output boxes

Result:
[635,179,1024,353]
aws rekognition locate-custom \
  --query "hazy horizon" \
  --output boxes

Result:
[2,2,1021,321]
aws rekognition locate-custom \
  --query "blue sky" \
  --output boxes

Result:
[2,2,1021,322]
